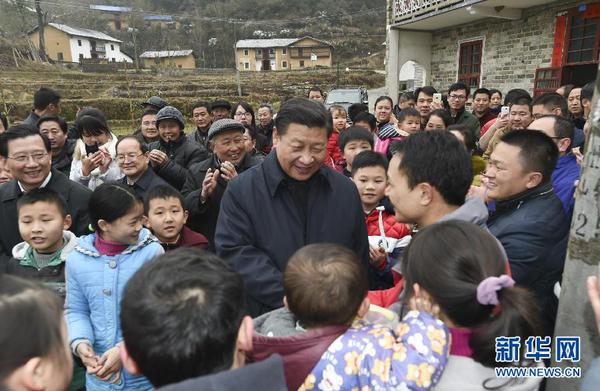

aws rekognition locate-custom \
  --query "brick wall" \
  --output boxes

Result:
[429,0,588,94]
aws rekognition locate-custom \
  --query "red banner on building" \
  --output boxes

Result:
[552,15,567,67]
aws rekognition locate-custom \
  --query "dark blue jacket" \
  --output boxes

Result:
[488,182,569,335]
[157,354,286,391]
[551,153,580,219]
[118,166,172,200]
[215,151,370,317]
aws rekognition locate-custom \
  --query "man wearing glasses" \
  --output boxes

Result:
[0,124,91,267]
[447,82,481,141]
[116,136,172,199]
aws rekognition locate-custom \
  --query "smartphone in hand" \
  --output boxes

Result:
[85,143,100,156]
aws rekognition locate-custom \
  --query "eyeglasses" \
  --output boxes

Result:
[7,152,48,163]
[234,112,252,117]
[448,94,467,100]
[116,153,144,162]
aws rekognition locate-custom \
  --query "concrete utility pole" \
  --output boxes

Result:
[547,65,600,390]
[35,0,47,62]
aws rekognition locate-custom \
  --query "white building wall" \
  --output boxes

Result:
[105,42,132,63]
[69,37,91,63]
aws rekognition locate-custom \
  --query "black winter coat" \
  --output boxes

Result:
[182,154,262,245]
[0,169,91,268]
[488,182,569,335]
[215,151,370,317]
[148,134,208,190]
[52,139,76,176]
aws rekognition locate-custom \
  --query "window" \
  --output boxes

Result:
[282,61,287,68]
[79,53,84,61]
[77,39,82,46]
[269,48,274,54]
[111,44,115,51]
[458,40,483,89]
[244,49,249,56]
[244,62,249,69]
[565,13,599,64]
[282,48,287,55]
[299,60,305,67]
[257,49,262,55]
[57,52,63,61]
[298,48,304,57]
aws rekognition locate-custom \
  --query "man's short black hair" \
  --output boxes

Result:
[347,103,369,122]
[414,86,438,99]
[120,248,245,387]
[539,114,575,149]
[308,86,324,97]
[449,82,470,97]
[511,96,533,112]
[392,131,472,206]
[581,81,595,102]
[33,87,60,111]
[141,109,158,119]
[353,112,377,131]
[116,135,148,155]
[351,150,388,176]
[0,124,51,158]
[499,129,558,182]
[37,115,68,134]
[17,188,67,217]
[143,185,185,215]
[532,93,567,116]
[275,98,330,137]
[338,126,374,152]
[191,101,211,113]
[399,91,416,101]
[504,89,531,106]
[473,88,491,99]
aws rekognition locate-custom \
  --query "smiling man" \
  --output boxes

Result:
[0,124,91,267]
[215,98,369,317]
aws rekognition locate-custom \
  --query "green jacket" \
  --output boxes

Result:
[453,108,481,141]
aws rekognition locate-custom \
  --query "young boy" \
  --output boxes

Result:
[6,188,77,299]
[353,111,377,134]
[327,105,348,166]
[251,243,449,391]
[338,126,374,177]
[144,185,208,251]
[351,151,411,290]
[374,108,420,157]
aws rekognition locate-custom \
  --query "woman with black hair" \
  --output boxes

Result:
[403,220,544,390]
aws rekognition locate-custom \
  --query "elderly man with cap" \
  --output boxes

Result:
[182,118,262,245]
[211,100,232,120]
[148,106,208,190]
[142,96,169,111]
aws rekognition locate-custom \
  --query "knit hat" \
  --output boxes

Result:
[142,96,168,110]
[208,118,245,141]
[211,100,232,111]
[156,106,185,130]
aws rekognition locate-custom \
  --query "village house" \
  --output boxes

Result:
[235,36,333,71]
[28,23,133,63]
[139,50,196,69]
[385,0,600,100]
[143,15,181,29]
[89,4,132,32]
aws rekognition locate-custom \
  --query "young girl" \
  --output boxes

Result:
[403,220,543,390]
[0,274,73,391]
[327,105,348,168]
[70,108,122,190]
[65,183,163,391]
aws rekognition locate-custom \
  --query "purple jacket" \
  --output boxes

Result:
[299,311,450,390]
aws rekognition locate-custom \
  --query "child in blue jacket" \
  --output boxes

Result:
[65,183,163,391]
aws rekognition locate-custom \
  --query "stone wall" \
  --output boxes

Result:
[429,0,589,94]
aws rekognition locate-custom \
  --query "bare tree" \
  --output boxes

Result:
[35,0,47,62]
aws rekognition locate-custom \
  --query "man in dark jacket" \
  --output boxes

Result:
[0,125,91,267]
[37,115,75,176]
[148,106,208,190]
[22,87,61,127]
[120,248,287,390]
[116,136,172,199]
[215,98,370,317]
[485,129,569,335]
[447,82,481,140]
[182,119,261,245]
[187,101,212,150]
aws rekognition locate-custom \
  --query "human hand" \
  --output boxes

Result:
[81,152,103,176]
[76,343,101,374]
[149,149,168,165]
[220,161,238,182]
[587,272,600,334]
[573,147,583,166]
[369,245,387,268]
[431,101,444,111]
[468,182,489,202]
[95,346,122,384]
[496,113,510,129]
[201,168,220,201]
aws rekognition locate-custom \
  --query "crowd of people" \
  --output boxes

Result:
[0,79,598,391]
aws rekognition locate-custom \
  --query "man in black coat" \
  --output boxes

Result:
[148,106,208,190]
[37,114,75,176]
[215,98,369,317]
[182,119,262,245]
[0,125,91,268]
[485,129,569,335]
